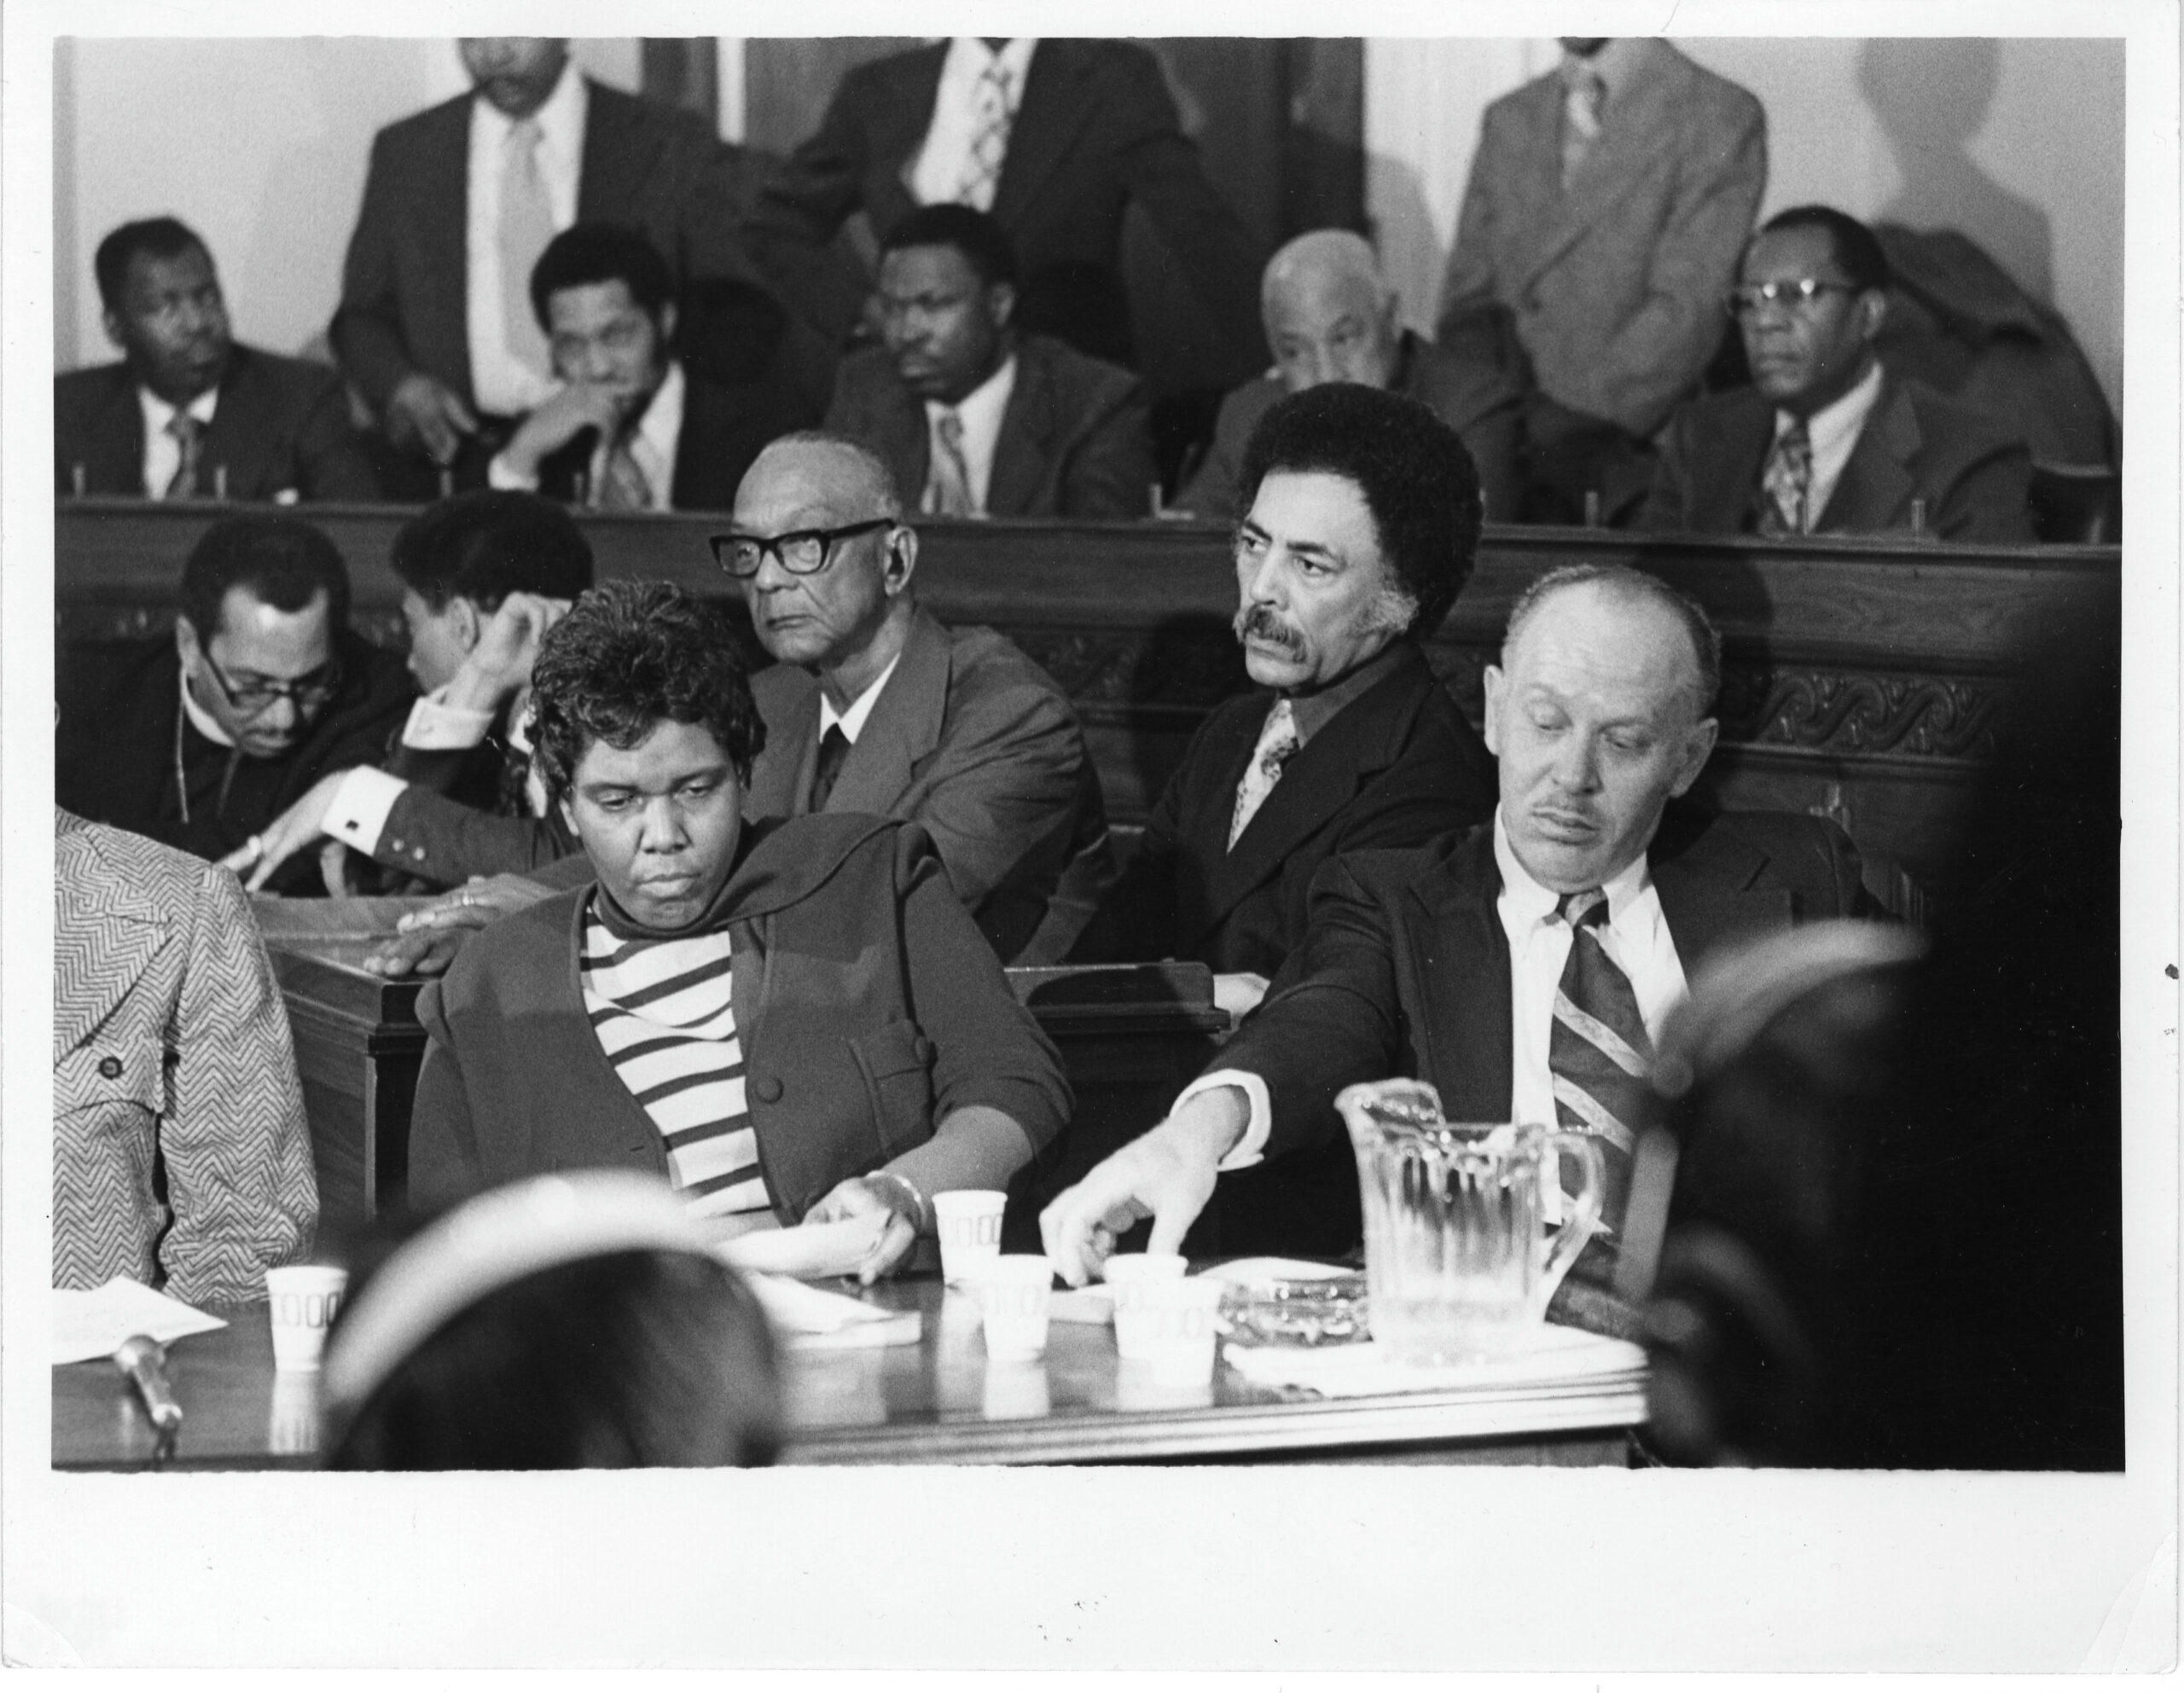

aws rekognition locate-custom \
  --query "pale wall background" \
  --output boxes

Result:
[1364,37,2128,412]
[54,36,2125,413]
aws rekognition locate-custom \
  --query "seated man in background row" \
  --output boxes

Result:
[1175,230,1524,525]
[1074,383,1496,1253]
[224,490,593,894]
[327,433,1111,971]
[55,809,317,1306]
[1043,565,1873,1284]
[56,514,414,894]
[408,581,1070,1285]
[56,217,378,502]
[1641,206,2035,542]
[826,205,1157,520]
[486,223,815,513]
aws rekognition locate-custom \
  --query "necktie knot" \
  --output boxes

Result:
[810,723,852,813]
[1556,888,1609,930]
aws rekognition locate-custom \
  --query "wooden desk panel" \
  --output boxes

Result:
[59,500,2119,901]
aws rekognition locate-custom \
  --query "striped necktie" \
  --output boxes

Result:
[1548,888,1651,1237]
[1228,699,1301,849]
[165,412,205,500]
[1560,60,1605,189]
[955,57,1016,211]
[1760,417,1814,536]
[926,409,977,515]
[595,432,654,513]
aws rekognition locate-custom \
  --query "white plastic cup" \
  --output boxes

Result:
[972,1254,1055,1361]
[1115,1274,1223,1383]
[1101,1252,1190,1362]
[933,1189,1008,1284]
[265,1265,349,1372]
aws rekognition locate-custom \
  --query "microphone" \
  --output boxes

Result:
[113,1335,183,1445]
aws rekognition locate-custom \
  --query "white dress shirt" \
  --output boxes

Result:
[489,362,685,513]
[1775,360,1885,534]
[1187,809,1690,1182]
[466,65,586,416]
[818,652,904,745]
[909,38,1038,207]
[321,687,540,857]
[923,353,1018,515]
[138,386,219,499]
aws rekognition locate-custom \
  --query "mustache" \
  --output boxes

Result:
[1234,604,1306,657]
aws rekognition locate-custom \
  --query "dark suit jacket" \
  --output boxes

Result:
[55,630,415,892]
[1639,374,2036,542]
[1437,40,1765,438]
[1221,808,1871,1176]
[55,345,379,502]
[825,333,1155,519]
[331,79,775,415]
[1083,643,1495,980]
[1176,329,1525,524]
[532,362,815,515]
[746,39,1263,366]
[410,815,1069,1223]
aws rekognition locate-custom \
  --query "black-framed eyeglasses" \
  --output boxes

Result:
[709,519,895,579]
[200,651,344,715]
[1724,279,1859,319]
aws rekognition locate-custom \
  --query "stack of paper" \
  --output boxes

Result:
[52,1278,225,1365]
[745,1273,922,1351]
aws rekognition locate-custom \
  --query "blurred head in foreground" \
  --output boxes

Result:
[322,1171,780,1470]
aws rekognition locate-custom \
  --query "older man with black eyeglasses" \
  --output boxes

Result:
[354,430,1112,976]
[55,513,414,895]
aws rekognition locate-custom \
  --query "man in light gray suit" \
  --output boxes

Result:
[1437,38,1766,523]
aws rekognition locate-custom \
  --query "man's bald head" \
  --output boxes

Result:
[1260,229,1403,395]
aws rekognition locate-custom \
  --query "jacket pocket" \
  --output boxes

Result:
[55,1041,164,1122]
[848,1018,936,1158]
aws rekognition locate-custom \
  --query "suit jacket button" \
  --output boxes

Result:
[412,845,427,861]
[752,1075,783,1104]
[97,1056,123,1080]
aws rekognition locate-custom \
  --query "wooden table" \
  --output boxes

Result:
[53,1278,1641,1470]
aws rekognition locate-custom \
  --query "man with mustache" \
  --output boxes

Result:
[1043,564,1872,1283]
[1072,382,1496,1252]
[56,217,378,502]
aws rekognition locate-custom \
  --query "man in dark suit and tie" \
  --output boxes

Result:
[1043,564,1872,1282]
[55,217,378,502]
[1640,206,2035,542]
[485,223,815,514]
[745,37,1264,373]
[825,205,1156,519]
[1437,38,1766,521]
[330,38,788,496]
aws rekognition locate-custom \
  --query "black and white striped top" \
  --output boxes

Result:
[580,909,772,1220]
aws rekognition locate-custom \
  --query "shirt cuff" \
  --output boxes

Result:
[1173,1069,1273,1172]
[403,690,496,751]
[486,452,539,492]
[322,766,410,855]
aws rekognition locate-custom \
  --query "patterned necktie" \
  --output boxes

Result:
[501,119,556,383]
[1760,417,1814,536]
[1228,699,1302,849]
[165,412,204,500]
[809,724,852,813]
[1548,889,1652,1237]
[955,57,1016,211]
[596,432,653,513]
[926,409,977,516]
[1560,60,1605,189]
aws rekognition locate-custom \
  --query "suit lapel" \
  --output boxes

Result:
[990,44,1099,232]
[1518,46,1684,294]
[746,670,823,818]
[1409,828,1515,1122]
[1818,379,1920,532]
[53,825,171,1060]
[576,83,647,218]
[825,611,949,815]
[877,44,951,221]
[986,342,1056,516]
[1652,813,1793,975]
[1706,391,1778,534]
[89,373,148,495]
[204,349,272,499]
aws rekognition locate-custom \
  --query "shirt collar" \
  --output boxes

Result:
[1560,38,1653,103]
[944,36,1037,93]
[819,651,904,744]
[1492,805,1655,929]
[628,360,686,469]
[472,58,585,164]
[1284,638,1408,744]
[926,350,1019,435]
[1777,357,1885,457]
[139,384,219,434]
[177,658,235,748]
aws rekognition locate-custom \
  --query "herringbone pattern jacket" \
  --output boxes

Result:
[55,810,317,1305]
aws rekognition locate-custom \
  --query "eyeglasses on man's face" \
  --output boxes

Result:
[709,518,895,579]
[200,650,343,715]
[1724,278,1860,320]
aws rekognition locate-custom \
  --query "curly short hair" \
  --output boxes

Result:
[389,490,595,613]
[95,216,209,312]
[529,221,676,330]
[1237,383,1484,637]
[178,513,350,643]
[880,202,1020,289]
[530,580,766,806]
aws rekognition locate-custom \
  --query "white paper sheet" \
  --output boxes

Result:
[744,1273,922,1350]
[712,1213,891,1281]
[51,1278,227,1365]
